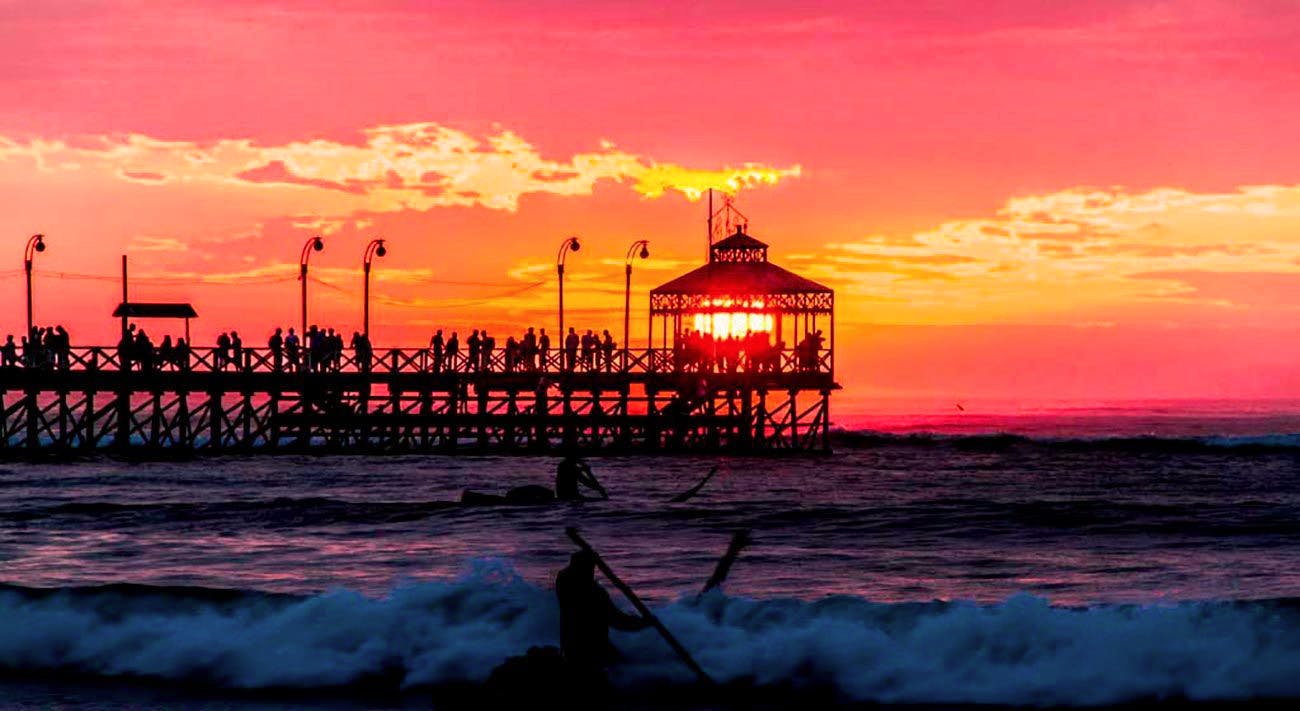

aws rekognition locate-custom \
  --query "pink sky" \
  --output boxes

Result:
[3,1,1300,408]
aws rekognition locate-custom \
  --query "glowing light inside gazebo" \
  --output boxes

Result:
[691,312,775,338]
[691,298,774,338]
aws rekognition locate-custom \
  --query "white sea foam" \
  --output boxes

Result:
[3,562,1300,705]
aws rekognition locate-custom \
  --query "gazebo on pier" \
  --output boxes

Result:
[648,224,835,375]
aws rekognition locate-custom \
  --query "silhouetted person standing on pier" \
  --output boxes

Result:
[555,549,649,680]
[601,330,615,372]
[52,326,69,370]
[351,331,372,371]
[565,328,579,372]
[269,328,284,372]
[215,331,230,370]
[230,332,243,372]
[429,330,444,373]
[285,328,300,372]
[174,338,190,371]
[445,332,459,371]
[505,336,518,372]
[580,330,594,371]
[1,335,16,368]
[158,335,173,370]
[467,329,481,372]
[324,329,339,371]
[539,328,551,370]
[119,325,136,372]
[482,330,495,371]
[797,330,824,372]
[523,327,537,371]
[135,329,154,372]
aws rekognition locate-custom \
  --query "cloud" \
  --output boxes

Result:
[1129,270,1300,311]
[810,184,1300,325]
[235,160,369,195]
[128,235,189,252]
[119,169,168,184]
[0,122,799,214]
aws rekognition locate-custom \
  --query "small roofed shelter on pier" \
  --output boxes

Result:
[649,225,834,374]
[112,302,198,342]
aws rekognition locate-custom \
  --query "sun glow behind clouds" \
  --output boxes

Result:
[635,164,802,200]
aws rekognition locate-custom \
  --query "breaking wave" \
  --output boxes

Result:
[4,562,1300,705]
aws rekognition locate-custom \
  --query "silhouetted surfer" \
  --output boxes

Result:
[462,455,607,505]
[556,455,607,501]
[555,548,649,679]
[484,546,651,700]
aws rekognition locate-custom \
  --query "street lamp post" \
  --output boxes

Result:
[623,239,649,369]
[557,236,580,341]
[362,238,387,338]
[299,235,324,336]
[23,234,45,337]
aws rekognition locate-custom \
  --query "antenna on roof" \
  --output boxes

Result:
[708,191,748,248]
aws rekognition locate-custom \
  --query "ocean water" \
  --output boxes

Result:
[4,403,1300,707]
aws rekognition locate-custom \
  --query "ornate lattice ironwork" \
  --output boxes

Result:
[650,291,834,316]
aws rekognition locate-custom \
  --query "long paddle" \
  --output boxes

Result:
[669,465,720,503]
[699,529,751,597]
[565,527,715,686]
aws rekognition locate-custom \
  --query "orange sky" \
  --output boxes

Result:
[3,1,1300,407]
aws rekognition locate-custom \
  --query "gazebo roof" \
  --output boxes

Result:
[650,223,833,314]
[650,260,831,296]
[112,302,198,319]
[710,231,769,252]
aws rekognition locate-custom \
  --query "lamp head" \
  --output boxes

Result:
[376,243,387,258]
[570,237,580,252]
[312,237,324,251]
[34,236,45,253]
[639,244,649,260]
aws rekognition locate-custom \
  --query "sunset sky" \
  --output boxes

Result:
[3,0,1299,407]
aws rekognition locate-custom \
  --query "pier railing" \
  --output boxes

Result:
[10,345,834,377]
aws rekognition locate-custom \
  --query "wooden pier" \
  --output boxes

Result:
[0,346,837,457]
[7,211,841,458]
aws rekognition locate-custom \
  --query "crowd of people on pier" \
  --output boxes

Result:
[3,323,829,375]
[262,326,375,374]
[102,324,382,374]
[116,324,190,372]
[673,329,825,373]
[425,327,625,374]
[1,326,72,370]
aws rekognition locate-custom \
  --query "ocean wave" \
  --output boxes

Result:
[4,563,1300,705]
[833,429,1300,453]
[8,496,1300,539]
[0,497,461,527]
